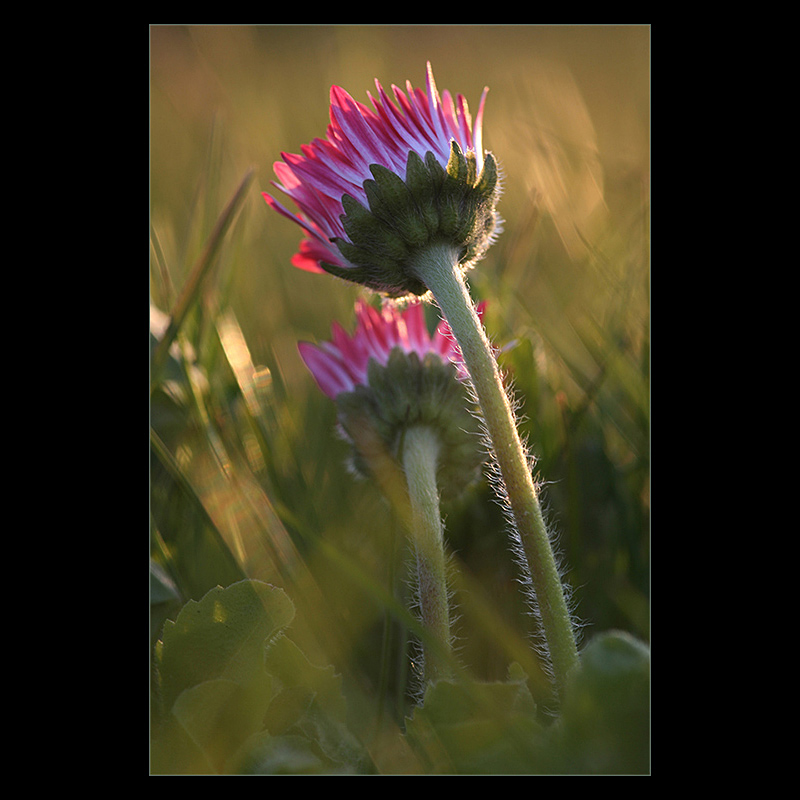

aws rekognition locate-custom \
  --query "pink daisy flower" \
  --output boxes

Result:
[298,299,486,400]
[264,63,498,296]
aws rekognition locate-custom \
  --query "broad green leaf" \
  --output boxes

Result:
[171,678,270,773]
[155,579,295,713]
[151,579,366,774]
[262,634,364,771]
[552,630,650,774]
[405,666,543,774]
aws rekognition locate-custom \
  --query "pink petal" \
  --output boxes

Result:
[330,86,399,175]
[298,341,354,398]
[402,302,431,358]
[291,250,327,274]
[474,87,489,174]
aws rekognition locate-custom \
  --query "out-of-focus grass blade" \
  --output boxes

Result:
[214,308,305,526]
[217,309,265,428]
[150,223,175,308]
[151,167,255,387]
[150,425,246,589]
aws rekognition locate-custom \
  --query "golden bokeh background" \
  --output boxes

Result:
[150,24,649,389]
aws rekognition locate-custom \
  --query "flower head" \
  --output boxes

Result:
[298,298,483,399]
[265,63,501,298]
[299,299,486,498]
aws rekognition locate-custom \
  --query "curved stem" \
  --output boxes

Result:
[401,424,452,683]
[411,243,579,696]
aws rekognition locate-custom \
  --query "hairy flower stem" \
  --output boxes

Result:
[411,243,580,696]
[401,424,453,684]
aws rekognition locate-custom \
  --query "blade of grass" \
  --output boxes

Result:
[150,425,246,589]
[151,167,255,388]
[150,223,175,308]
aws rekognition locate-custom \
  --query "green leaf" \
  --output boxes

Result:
[151,579,366,774]
[405,666,544,774]
[552,630,650,774]
[170,678,270,773]
[262,635,365,771]
[155,579,295,714]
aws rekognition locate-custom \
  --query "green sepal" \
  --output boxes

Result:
[340,191,409,263]
[456,190,494,250]
[438,144,470,239]
[464,149,478,187]
[329,140,501,299]
[367,163,429,248]
[339,193,376,241]
[335,347,484,501]
[445,139,470,184]
[475,151,499,198]
[404,150,440,236]
[322,250,428,298]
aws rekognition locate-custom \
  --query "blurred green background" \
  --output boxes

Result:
[150,24,649,729]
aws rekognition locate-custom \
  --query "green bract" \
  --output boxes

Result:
[323,142,501,299]
[335,346,484,502]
